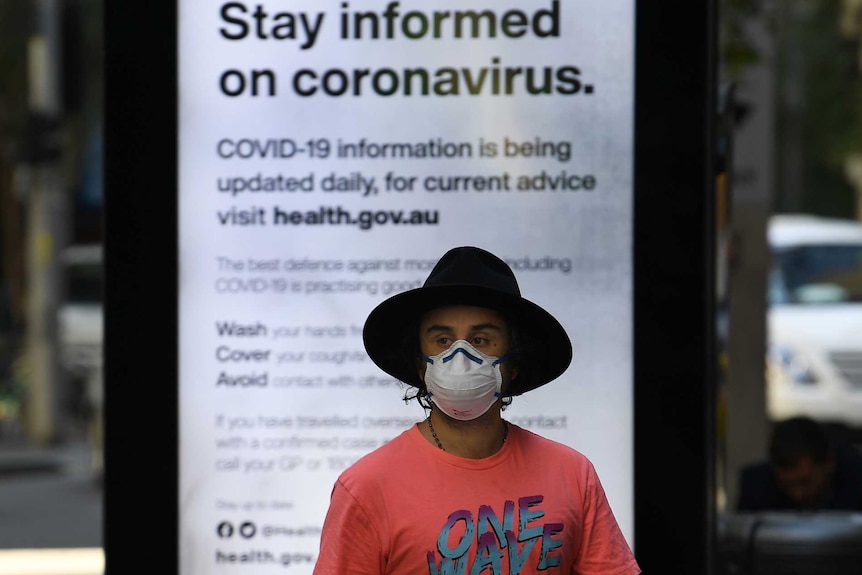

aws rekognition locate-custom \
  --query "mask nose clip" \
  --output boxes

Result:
[442,346,483,365]
[423,341,508,366]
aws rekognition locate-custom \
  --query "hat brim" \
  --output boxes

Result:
[363,283,572,395]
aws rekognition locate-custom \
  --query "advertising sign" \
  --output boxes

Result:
[179,1,634,572]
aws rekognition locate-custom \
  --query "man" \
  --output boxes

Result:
[313,246,640,575]
[737,416,862,511]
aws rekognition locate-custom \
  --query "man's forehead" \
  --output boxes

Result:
[419,304,507,327]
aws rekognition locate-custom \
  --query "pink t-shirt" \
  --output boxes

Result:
[314,423,640,575]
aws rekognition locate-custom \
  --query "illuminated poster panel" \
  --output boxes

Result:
[179,1,634,572]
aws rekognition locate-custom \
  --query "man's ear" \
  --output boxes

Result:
[502,363,519,394]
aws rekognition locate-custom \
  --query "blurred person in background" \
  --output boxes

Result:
[737,416,862,511]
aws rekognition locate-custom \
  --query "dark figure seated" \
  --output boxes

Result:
[737,416,862,512]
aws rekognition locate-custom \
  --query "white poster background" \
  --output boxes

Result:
[180,1,634,573]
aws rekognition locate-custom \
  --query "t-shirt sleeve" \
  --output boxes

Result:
[572,462,640,575]
[313,479,387,575]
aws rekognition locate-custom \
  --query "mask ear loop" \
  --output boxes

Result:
[492,355,508,398]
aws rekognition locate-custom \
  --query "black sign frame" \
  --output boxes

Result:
[104,1,717,573]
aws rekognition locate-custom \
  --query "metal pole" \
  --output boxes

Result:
[24,0,67,445]
[723,0,775,510]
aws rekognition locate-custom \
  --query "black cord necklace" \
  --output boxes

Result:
[426,416,508,452]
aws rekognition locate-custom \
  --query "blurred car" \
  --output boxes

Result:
[767,215,862,428]
[58,244,103,477]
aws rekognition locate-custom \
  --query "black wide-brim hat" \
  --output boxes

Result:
[363,246,573,396]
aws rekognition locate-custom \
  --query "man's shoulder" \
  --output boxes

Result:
[738,461,774,493]
[837,444,862,474]
[509,424,595,466]
[832,444,862,509]
[736,461,783,511]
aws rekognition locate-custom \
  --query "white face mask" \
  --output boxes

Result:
[422,340,508,421]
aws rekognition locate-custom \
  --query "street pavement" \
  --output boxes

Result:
[0,435,102,552]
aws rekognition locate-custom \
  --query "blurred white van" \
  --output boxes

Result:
[58,244,103,375]
[767,215,862,428]
[58,244,103,478]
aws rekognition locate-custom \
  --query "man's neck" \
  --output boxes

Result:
[423,405,507,459]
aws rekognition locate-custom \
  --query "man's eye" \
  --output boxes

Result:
[437,337,451,346]
[472,337,487,345]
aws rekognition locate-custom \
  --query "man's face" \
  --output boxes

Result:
[417,305,517,387]
[775,455,835,508]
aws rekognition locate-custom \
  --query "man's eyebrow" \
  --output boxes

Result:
[424,324,453,334]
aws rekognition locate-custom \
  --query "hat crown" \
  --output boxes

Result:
[362,245,572,395]
[425,247,521,297]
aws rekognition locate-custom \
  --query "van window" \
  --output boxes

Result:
[770,244,862,304]
[66,262,103,304]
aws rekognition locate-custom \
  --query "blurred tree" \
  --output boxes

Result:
[775,0,862,217]
[840,0,862,219]
[721,0,766,80]
[0,1,30,145]
[0,0,31,333]
[0,1,31,435]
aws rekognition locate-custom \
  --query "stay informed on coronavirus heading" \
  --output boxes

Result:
[179,1,634,573]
